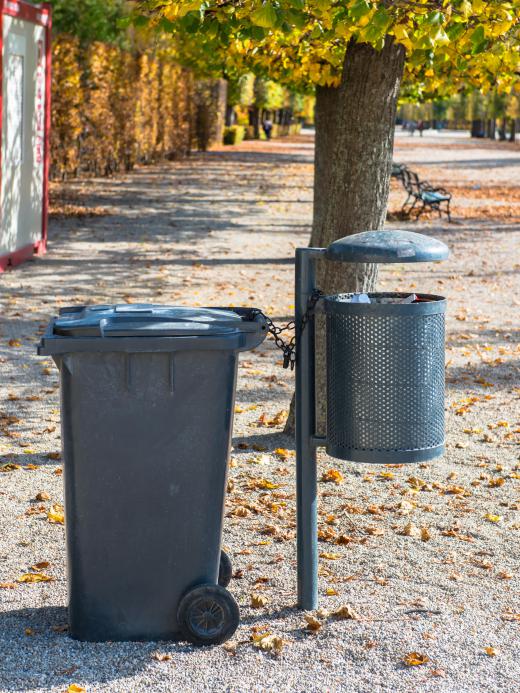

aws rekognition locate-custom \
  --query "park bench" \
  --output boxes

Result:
[392,163,452,221]
[391,162,407,182]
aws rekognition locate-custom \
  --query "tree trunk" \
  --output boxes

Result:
[471,119,484,138]
[498,117,507,141]
[311,86,340,246]
[252,106,261,139]
[510,118,517,143]
[284,39,405,437]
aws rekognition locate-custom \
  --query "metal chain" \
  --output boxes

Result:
[250,289,323,370]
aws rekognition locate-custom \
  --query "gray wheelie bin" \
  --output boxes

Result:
[38,304,267,644]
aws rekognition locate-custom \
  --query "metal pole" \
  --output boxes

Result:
[295,247,325,610]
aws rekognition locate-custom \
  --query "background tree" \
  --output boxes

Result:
[133,0,520,431]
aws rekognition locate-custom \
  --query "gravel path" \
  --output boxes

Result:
[0,131,519,693]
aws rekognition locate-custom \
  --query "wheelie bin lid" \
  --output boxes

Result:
[38,304,267,355]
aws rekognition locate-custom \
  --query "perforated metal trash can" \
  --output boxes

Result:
[325,292,446,463]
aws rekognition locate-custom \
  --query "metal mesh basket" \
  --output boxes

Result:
[325,292,446,463]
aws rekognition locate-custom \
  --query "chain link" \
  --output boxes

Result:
[250,289,323,370]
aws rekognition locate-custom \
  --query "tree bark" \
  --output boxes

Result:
[284,39,405,437]
[252,106,261,139]
[486,118,496,139]
[311,86,340,246]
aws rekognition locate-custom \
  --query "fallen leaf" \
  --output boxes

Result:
[0,582,17,589]
[489,478,505,488]
[46,452,61,460]
[497,571,512,580]
[442,527,474,542]
[152,652,172,662]
[430,669,446,678]
[421,527,432,542]
[34,492,50,501]
[484,513,501,523]
[17,572,53,584]
[446,485,470,496]
[336,534,355,545]
[257,410,287,428]
[250,593,268,608]
[403,652,430,666]
[331,605,360,620]
[318,527,336,542]
[251,631,284,653]
[67,685,86,693]
[304,614,323,632]
[397,500,415,515]
[47,504,65,524]
[222,640,238,654]
[0,463,21,473]
[26,504,46,516]
[325,587,338,596]
[321,469,344,484]
[274,448,293,461]
[319,552,341,560]
[401,522,420,538]
[484,646,499,657]
[248,478,280,490]
[30,561,50,571]
[229,506,249,518]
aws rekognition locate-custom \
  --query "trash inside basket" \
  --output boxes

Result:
[325,292,446,464]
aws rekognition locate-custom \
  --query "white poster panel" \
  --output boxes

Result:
[1,16,46,256]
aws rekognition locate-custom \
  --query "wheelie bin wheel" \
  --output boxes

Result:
[177,584,239,646]
[218,550,233,588]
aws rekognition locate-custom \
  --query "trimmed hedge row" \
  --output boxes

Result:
[51,37,201,179]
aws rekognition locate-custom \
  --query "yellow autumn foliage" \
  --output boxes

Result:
[50,36,204,179]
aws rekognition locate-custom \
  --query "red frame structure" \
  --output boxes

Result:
[0,0,51,272]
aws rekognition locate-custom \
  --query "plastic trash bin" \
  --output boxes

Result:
[325,292,446,463]
[38,304,267,644]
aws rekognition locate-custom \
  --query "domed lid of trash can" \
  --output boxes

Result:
[325,230,449,264]
[53,304,246,337]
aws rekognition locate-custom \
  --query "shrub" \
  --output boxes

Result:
[223,125,245,145]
